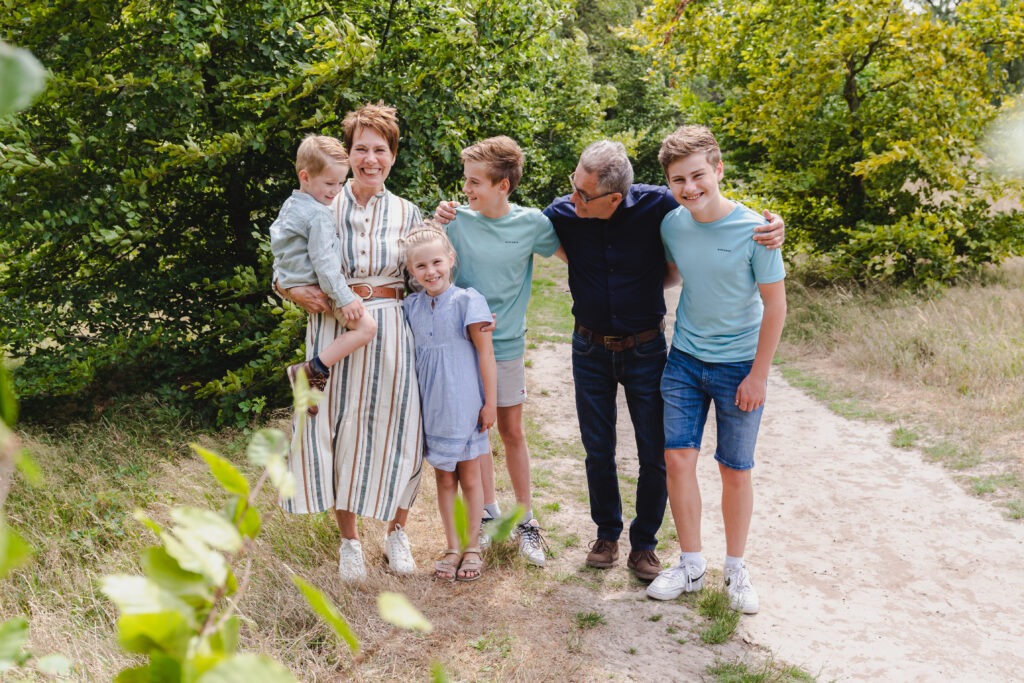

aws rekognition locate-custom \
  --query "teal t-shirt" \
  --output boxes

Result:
[661,202,786,363]
[447,205,561,361]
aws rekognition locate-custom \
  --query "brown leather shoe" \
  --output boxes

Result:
[585,538,619,568]
[626,549,662,581]
[287,361,330,416]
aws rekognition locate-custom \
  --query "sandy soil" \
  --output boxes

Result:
[521,287,1024,682]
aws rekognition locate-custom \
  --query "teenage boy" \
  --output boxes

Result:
[270,134,377,415]
[646,125,786,614]
[434,136,565,566]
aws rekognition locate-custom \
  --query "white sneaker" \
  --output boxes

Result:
[724,563,760,614]
[338,538,366,582]
[383,523,416,575]
[646,556,707,600]
[479,518,493,551]
[516,520,547,567]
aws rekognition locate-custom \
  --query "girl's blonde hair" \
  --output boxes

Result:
[401,219,455,262]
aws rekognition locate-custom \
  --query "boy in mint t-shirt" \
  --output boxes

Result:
[435,136,565,567]
[646,125,786,615]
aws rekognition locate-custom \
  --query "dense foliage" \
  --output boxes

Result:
[3,0,1023,421]
[632,0,1024,287]
[0,0,600,423]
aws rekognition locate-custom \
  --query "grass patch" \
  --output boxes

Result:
[707,658,818,682]
[890,426,920,449]
[697,587,741,644]
[573,611,607,629]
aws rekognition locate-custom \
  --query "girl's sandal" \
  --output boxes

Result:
[434,549,461,582]
[456,547,484,582]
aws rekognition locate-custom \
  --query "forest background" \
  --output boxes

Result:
[1,0,1024,679]
[2,0,1022,425]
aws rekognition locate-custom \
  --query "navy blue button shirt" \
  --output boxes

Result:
[544,184,680,335]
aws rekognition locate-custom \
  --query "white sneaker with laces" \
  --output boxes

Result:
[338,538,367,582]
[516,520,547,567]
[646,555,707,600]
[384,523,416,575]
[724,563,760,614]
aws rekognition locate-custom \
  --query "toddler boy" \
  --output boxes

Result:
[270,134,377,415]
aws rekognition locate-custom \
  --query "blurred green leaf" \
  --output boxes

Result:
[0,617,29,669]
[0,516,32,579]
[0,365,16,427]
[377,592,433,633]
[0,41,47,116]
[195,445,250,497]
[291,576,359,654]
[171,507,243,553]
[454,495,469,551]
[195,653,295,682]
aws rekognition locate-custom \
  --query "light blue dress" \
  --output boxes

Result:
[404,285,492,472]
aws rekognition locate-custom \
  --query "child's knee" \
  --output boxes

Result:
[348,314,377,342]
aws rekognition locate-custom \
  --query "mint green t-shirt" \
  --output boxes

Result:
[661,202,786,363]
[446,205,561,361]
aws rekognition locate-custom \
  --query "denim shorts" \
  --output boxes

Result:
[661,348,764,471]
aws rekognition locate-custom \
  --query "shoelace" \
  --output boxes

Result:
[518,523,549,552]
[726,568,751,591]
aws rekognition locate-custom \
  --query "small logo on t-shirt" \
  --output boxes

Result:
[505,240,520,245]
[717,248,732,253]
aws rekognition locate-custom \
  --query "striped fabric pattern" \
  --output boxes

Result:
[282,184,424,521]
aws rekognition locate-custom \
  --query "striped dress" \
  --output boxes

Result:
[282,183,424,521]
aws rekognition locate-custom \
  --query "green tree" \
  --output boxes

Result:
[1,0,601,422]
[573,0,678,182]
[632,0,1024,287]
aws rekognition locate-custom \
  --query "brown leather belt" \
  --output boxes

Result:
[350,283,405,300]
[574,321,665,352]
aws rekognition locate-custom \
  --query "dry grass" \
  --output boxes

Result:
[779,256,1024,514]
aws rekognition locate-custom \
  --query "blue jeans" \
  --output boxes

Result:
[661,348,763,470]
[572,329,668,551]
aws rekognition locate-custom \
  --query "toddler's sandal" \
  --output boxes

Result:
[434,549,461,582]
[456,547,483,582]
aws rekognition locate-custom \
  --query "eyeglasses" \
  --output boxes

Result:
[568,172,616,204]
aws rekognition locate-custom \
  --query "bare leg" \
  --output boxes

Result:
[720,464,753,558]
[665,448,702,552]
[456,458,484,548]
[497,404,531,518]
[318,315,377,367]
[335,509,358,540]
[388,507,409,535]
[479,450,497,513]
[435,469,460,551]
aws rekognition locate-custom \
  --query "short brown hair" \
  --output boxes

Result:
[658,125,722,172]
[460,136,524,192]
[342,103,401,156]
[295,134,348,176]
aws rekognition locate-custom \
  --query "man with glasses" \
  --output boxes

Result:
[543,140,783,581]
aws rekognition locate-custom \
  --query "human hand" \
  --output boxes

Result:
[287,285,331,313]
[734,374,767,412]
[433,200,459,225]
[478,403,496,432]
[479,313,497,334]
[753,210,785,250]
[340,298,365,321]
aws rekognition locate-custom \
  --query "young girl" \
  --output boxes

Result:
[402,223,497,581]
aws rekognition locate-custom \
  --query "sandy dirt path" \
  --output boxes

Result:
[522,286,1024,682]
